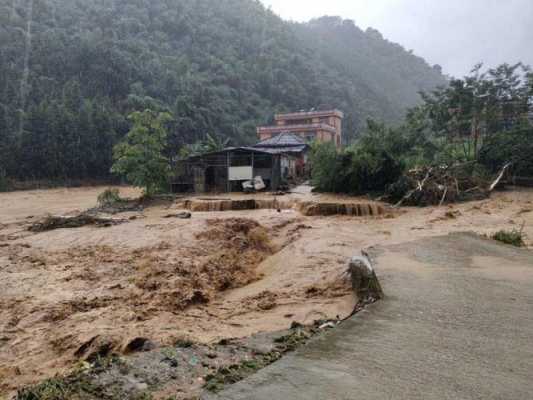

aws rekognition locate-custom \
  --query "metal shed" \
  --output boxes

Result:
[172,147,283,193]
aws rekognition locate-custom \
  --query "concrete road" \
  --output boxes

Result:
[207,233,533,400]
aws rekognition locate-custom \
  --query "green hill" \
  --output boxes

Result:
[0,0,447,181]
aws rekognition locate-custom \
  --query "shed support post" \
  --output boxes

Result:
[251,152,255,178]
[226,152,231,193]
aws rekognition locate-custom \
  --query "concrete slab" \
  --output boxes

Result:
[206,233,533,400]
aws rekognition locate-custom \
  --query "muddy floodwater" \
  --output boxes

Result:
[1,185,532,396]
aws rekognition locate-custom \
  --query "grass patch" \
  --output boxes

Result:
[204,329,311,393]
[15,356,123,400]
[492,228,526,247]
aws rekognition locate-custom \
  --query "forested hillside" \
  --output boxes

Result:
[0,0,446,182]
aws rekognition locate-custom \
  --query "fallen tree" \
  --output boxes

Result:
[386,162,511,207]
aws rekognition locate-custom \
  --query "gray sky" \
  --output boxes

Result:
[260,0,533,78]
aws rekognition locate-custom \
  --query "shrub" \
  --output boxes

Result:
[309,142,339,192]
[310,142,404,195]
[479,128,533,177]
[492,229,526,247]
[97,188,122,206]
[16,378,71,400]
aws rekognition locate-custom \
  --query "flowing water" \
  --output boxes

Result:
[179,198,387,217]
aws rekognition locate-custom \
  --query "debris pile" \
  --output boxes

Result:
[387,163,510,207]
[29,213,127,232]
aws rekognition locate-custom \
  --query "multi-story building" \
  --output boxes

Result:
[257,109,344,148]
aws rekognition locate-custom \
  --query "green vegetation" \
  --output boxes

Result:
[179,133,231,158]
[14,356,133,400]
[311,63,533,199]
[97,188,122,207]
[205,329,311,393]
[310,140,404,195]
[492,228,526,247]
[111,110,172,195]
[0,0,445,184]
[0,168,8,192]
[16,378,72,400]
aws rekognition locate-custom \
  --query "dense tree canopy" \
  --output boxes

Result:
[0,0,446,183]
[311,63,533,195]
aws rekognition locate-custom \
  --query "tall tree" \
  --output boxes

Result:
[111,110,172,195]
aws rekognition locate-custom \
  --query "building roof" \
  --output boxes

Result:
[255,132,306,148]
[178,147,273,162]
[255,145,308,155]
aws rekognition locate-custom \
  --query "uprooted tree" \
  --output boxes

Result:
[386,163,511,207]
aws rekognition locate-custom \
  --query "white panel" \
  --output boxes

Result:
[229,166,253,181]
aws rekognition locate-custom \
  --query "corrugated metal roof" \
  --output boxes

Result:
[253,145,307,154]
[181,147,273,161]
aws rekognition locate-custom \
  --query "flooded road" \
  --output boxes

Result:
[208,233,533,400]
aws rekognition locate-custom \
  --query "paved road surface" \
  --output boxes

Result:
[207,233,533,400]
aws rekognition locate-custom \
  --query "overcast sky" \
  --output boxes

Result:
[260,0,533,78]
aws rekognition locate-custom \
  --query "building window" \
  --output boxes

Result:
[304,132,316,142]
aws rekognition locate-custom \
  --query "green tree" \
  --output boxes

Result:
[111,110,173,195]
[178,133,230,158]
[419,63,531,160]
[0,0,447,183]
[204,133,230,153]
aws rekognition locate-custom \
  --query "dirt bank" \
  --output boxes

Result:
[1,185,532,396]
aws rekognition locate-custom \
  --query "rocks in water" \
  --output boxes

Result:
[348,255,383,301]
[123,337,156,354]
[163,212,192,219]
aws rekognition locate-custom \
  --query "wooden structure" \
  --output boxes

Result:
[254,133,309,178]
[257,109,344,149]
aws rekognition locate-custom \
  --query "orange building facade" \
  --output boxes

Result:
[257,110,344,149]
